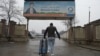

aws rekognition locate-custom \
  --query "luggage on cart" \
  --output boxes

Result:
[39,39,48,56]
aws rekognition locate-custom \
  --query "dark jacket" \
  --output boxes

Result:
[44,26,60,39]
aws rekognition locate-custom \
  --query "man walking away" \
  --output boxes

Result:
[44,23,61,56]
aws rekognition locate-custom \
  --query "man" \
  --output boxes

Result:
[25,2,37,14]
[44,23,61,56]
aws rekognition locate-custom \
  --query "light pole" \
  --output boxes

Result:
[88,6,91,44]
[89,7,91,24]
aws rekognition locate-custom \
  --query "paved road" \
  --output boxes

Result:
[0,38,100,56]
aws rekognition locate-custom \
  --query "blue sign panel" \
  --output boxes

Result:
[25,0,74,1]
[24,1,75,17]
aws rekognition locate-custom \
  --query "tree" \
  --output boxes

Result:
[0,0,24,41]
[62,18,79,30]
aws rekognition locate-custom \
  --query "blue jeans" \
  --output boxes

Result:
[47,37,55,54]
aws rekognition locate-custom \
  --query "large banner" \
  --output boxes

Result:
[25,0,75,1]
[24,1,75,17]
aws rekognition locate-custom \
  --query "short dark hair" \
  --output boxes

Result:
[50,23,53,26]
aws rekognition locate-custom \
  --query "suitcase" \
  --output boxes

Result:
[39,39,48,55]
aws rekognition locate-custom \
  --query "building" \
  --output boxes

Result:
[84,19,100,45]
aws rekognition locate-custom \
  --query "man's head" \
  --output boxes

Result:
[50,23,53,26]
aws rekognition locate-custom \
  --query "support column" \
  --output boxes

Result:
[73,17,76,43]
[69,17,76,43]
[27,18,29,38]
[68,18,73,43]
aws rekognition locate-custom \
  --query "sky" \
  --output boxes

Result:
[16,0,100,33]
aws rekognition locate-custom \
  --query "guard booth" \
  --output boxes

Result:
[23,0,75,39]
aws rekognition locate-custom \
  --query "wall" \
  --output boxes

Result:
[74,27,85,40]
[96,25,100,40]
[84,19,100,45]
[60,31,68,39]
[67,26,86,44]
[0,19,7,41]
[0,19,28,42]
[13,24,28,41]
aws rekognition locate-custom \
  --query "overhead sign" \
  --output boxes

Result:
[24,1,75,17]
[25,0,75,1]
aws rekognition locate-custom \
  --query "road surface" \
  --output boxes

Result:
[0,38,100,56]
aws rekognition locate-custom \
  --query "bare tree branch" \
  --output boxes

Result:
[0,0,25,40]
[62,18,79,29]
[0,0,23,22]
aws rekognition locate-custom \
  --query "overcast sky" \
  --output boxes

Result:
[16,0,100,33]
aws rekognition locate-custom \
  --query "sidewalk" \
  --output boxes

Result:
[77,44,100,51]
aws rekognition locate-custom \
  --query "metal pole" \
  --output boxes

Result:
[88,7,91,44]
[89,7,91,24]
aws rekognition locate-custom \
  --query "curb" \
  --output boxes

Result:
[77,45,100,51]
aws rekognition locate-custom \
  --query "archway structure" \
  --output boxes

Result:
[24,0,75,38]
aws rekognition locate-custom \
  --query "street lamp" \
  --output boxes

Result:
[89,7,91,24]
[88,6,91,44]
